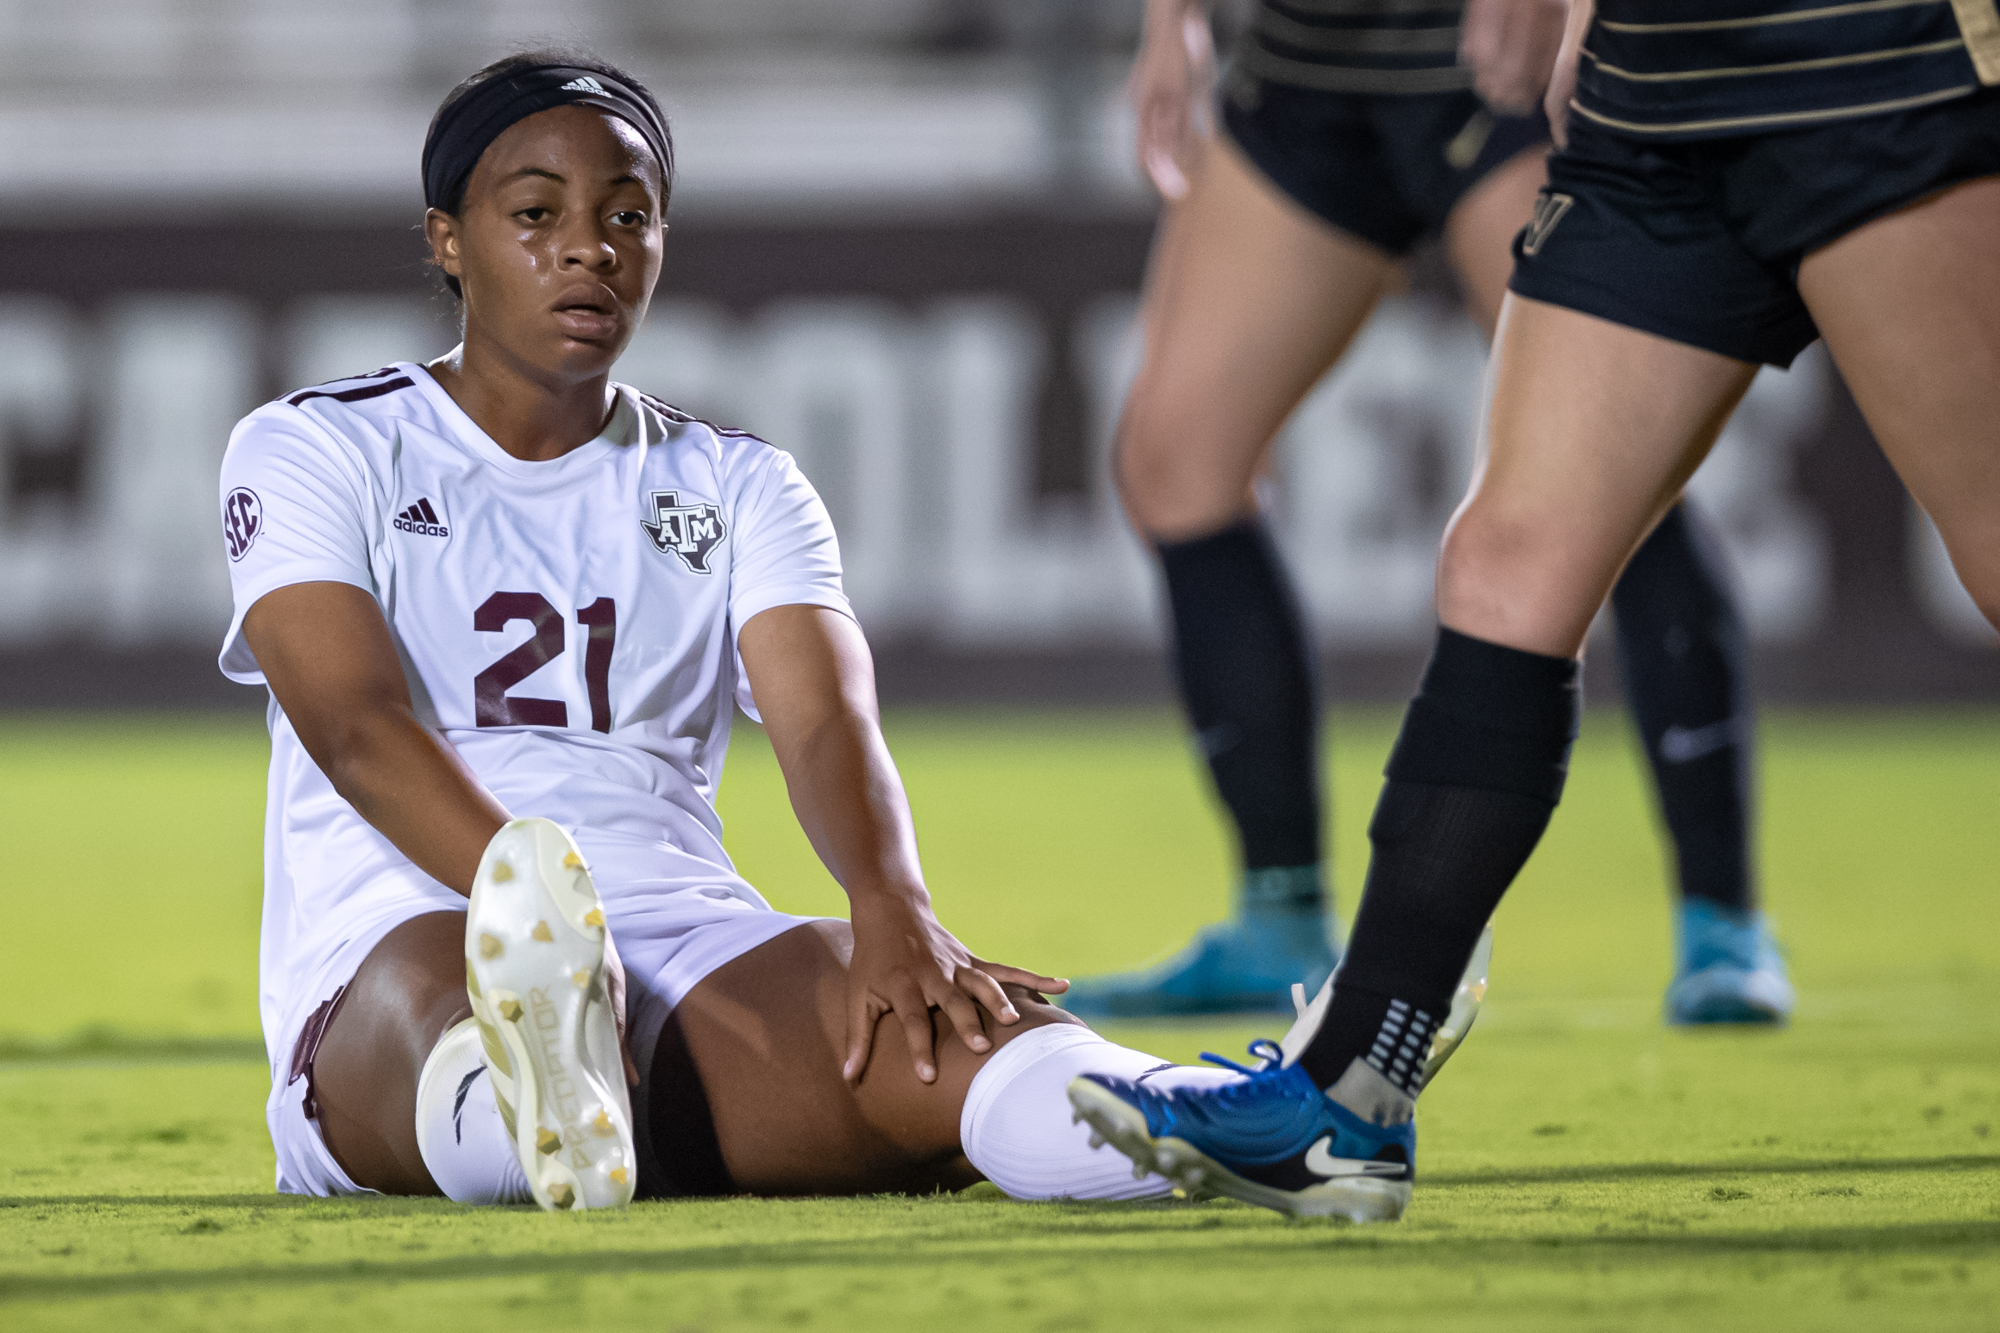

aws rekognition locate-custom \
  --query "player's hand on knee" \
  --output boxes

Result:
[1129,1,1216,201]
[1459,0,1569,117]
[841,893,1068,1086]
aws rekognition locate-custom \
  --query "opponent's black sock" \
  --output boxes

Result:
[1297,628,1579,1096]
[1611,503,1756,913]
[1156,518,1322,885]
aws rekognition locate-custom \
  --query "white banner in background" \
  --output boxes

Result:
[0,292,1859,651]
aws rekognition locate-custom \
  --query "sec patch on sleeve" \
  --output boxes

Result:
[223,486,264,561]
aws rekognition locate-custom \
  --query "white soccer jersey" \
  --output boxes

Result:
[218,362,851,1073]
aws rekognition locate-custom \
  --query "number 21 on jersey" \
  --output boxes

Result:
[473,592,616,733]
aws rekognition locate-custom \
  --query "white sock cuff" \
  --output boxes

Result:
[957,1022,1226,1202]
[959,1022,1116,1155]
[415,1018,531,1206]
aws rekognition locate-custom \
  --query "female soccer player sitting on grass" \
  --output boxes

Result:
[218,50,1357,1213]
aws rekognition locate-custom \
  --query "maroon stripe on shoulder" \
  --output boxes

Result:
[637,392,761,441]
[287,376,415,408]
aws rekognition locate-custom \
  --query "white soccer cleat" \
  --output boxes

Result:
[464,818,635,1211]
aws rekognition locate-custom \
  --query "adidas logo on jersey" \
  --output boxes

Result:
[560,76,608,95]
[394,496,450,538]
[640,490,726,573]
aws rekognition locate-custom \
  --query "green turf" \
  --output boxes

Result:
[3,707,1998,1330]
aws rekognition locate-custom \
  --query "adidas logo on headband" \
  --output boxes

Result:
[560,76,608,94]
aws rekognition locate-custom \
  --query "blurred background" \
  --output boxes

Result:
[0,0,1993,709]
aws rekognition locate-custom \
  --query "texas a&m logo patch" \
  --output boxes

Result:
[641,490,726,574]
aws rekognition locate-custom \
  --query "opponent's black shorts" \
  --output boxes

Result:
[1509,86,2000,368]
[1223,80,1552,256]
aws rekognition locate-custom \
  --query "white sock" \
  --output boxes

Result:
[414,1018,532,1205]
[958,1023,1242,1201]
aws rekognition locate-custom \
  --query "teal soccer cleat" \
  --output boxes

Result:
[1665,900,1794,1026]
[1059,867,1339,1019]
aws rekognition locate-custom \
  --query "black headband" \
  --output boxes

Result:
[422,63,672,213]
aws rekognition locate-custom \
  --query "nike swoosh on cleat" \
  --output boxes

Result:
[1303,1136,1406,1179]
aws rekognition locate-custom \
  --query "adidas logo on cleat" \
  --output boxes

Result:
[394,497,449,537]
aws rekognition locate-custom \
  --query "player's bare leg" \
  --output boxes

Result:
[1116,132,1398,541]
[1064,132,1395,1019]
[307,821,635,1210]
[307,913,472,1195]
[666,921,1092,1194]
[1798,175,2000,630]
[309,913,1230,1202]
[1440,298,1757,655]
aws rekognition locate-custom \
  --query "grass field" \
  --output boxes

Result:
[3,706,1998,1331]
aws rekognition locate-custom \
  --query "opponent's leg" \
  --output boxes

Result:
[1073,298,1760,1217]
[664,920,1235,1199]
[1447,144,1785,1024]
[1797,175,2000,630]
[1066,132,1398,1018]
[1611,504,1793,1024]
[1307,301,1756,1088]
[1612,505,1755,916]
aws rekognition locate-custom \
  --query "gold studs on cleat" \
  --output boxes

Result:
[548,1183,576,1210]
[492,862,513,882]
[537,1128,562,1155]
[592,1110,615,1137]
[531,921,553,942]
[478,933,503,959]
[609,1167,629,1186]
[498,999,523,1022]
[572,970,590,989]
[583,908,604,928]
[563,851,582,870]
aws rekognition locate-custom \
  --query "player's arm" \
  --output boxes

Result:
[1459,0,1572,116]
[1131,0,1217,199]
[1544,0,1592,147]
[242,580,510,895]
[738,603,1069,1086]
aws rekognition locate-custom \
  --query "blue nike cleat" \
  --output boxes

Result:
[1067,925,1498,1220]
[1665,900,1794,1026]
[1060,867,1339,1019]
[1067,1043,1412,1221]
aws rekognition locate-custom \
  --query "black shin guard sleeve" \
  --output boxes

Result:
[1611,503,1756,912]
[1156,519,1321,871]
[1333,783,1559,1014]
[1298,630,1578,1088]
[1384,627,1582,802]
